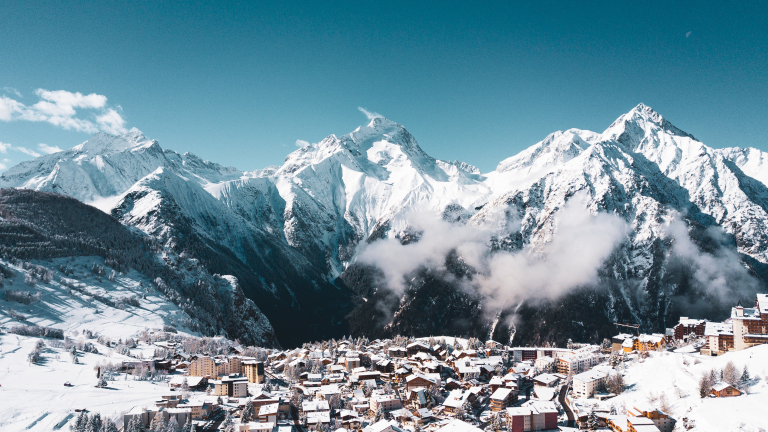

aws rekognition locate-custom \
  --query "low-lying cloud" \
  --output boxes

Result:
[358,195,630,312]
[665,220,761,303]
[0,89,127,135]
[358,194,763,327]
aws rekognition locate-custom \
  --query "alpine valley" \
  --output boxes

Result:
[2,104,767,348]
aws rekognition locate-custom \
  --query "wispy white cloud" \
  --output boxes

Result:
[38,143,62,154]
[295,139,310,148]
[14,146,41,157]
[686,31,692,38]
[0,140,44,158]
[2,87,21,98]
[0,89,127,135]
[358,107,383,120]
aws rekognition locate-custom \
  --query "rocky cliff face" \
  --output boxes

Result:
[3,104,767,347]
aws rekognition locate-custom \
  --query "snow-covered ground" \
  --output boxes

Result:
[0,255,204,431]
[0,256,197,338]
[572,345,768,431]
[0,333,181,432]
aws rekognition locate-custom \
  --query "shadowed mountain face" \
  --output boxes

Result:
[0,189,279,347]
[2,104,768,347]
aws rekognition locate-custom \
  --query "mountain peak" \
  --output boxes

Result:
[603,103,695,148]
[71,127,156,155]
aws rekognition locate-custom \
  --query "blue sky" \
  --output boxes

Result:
[0,1,766,172]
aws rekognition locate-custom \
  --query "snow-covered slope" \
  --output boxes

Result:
[0,257,195,338]
[572,345,768,432]
[2,104,767,346]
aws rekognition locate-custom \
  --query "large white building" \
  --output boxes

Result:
[572,369,607,399]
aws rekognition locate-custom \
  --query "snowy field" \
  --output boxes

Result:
[0,333,180,432]
[572,345,768,431]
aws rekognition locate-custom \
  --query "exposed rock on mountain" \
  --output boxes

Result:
[3,104,767,347]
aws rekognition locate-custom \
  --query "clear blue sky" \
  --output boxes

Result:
[0,1,766,172]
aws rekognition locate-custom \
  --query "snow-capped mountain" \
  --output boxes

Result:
[3,104,767,347]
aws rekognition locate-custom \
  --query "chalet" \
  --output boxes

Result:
[302,400,330,413]
[177,401,214,420]
[435,419,483,432]
[489,388,515,411]
[531,373,560,388]
[453,350,478,360]
[306,411,331,429]
[488,376,503,392]
[406,342,431,356]
[413,407,434,425]
[611,334,634,352]
[404,387,430,408]
[627,404,676,432]
[258,403,279,423]
[406,373,439,391]
[376,359,394,373]
[168,375,206,390]
[710,382,741,398]
[389,408,415,424]
[442,389,469,415]
[339,410,362,429]
[363,420,406,432]
[388,347,407,358]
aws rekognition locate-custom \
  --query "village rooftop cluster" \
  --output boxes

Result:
[16,294,768,432]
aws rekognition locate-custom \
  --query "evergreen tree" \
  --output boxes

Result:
[241,399,255,423]
[87,413,103,432]
[125,417,147,432]
[97,375,108,388]
[100,420,119,432]
[165,417,181,432]
[587,409,598,430]
[71,411,88,432]
[222,413,236,432]
[741,365,750,384]
[149,411,166,432]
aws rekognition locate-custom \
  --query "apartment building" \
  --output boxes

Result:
[732,294,768,351]
[572,369,607,399]
[370,395,403,413]
[505,402,558,432]
[242,360,265,384]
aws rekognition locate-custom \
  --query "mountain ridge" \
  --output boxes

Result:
[2,103,767,347]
